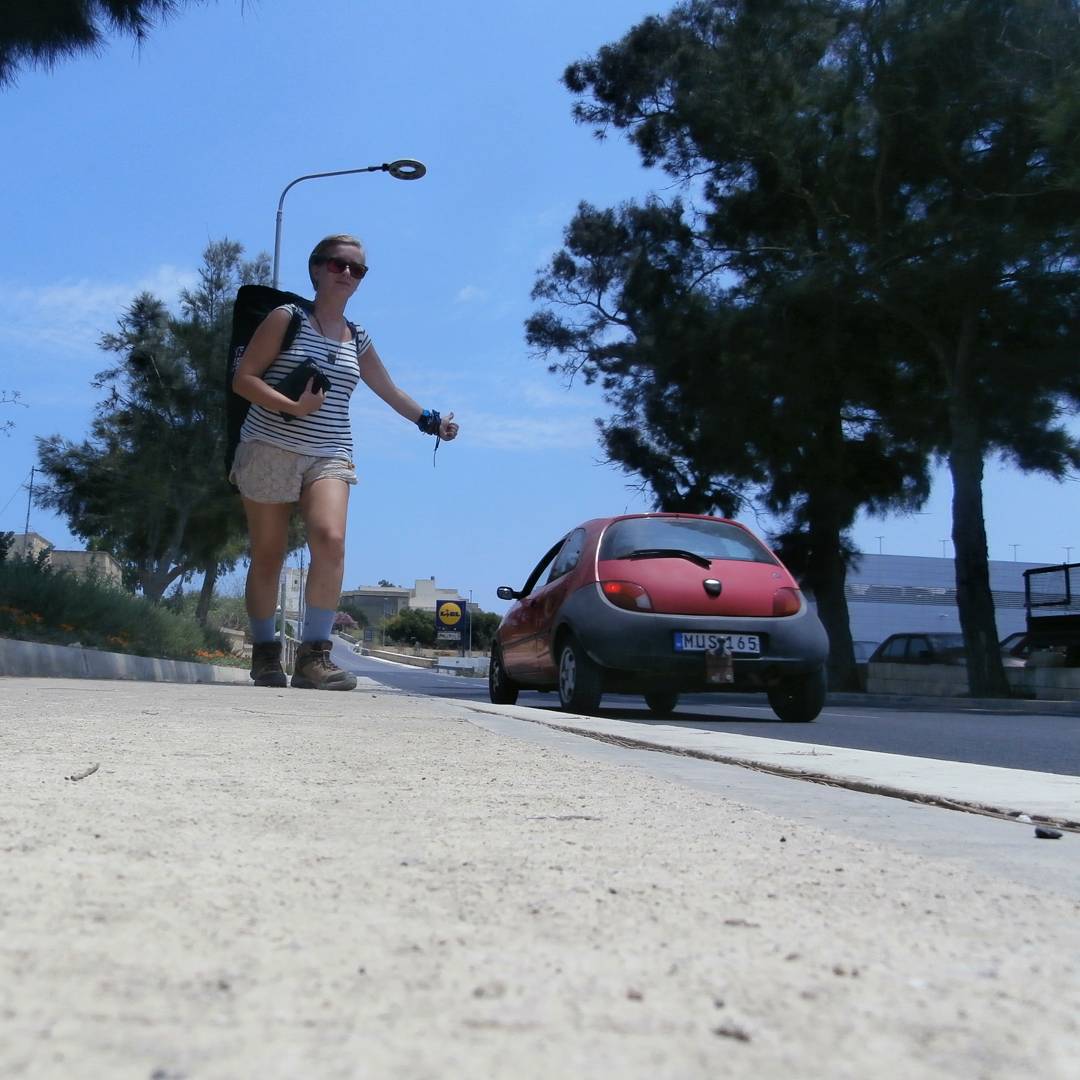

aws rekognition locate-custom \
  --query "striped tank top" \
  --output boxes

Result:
[239,306,373,460]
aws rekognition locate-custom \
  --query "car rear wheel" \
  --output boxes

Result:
[643,690,679,716]
[488,646,520,705]
[558,636,603,715]
[767,667,826,723]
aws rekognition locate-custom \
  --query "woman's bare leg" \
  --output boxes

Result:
[242,498,293,620]
[292,478,355,690]
[299,478,350,611]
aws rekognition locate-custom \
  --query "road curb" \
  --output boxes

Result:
[0,637,251,685]
[459,701,1080,831]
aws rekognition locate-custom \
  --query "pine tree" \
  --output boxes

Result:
[531,0,1080,695]
[0,1,203,87]
[36,239,270,607]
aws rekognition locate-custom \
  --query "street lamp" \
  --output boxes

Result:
[272,159,426,288]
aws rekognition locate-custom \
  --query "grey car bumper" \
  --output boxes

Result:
[553,583,829,690]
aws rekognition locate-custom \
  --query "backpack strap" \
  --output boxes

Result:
[280,304,305,355]
[281,306,362,352]
[280,304,363,354]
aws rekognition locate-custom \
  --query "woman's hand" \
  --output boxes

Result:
[291,378,326,417]
[439,411,459,441]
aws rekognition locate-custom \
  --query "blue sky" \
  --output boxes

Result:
[2,0,1077,612]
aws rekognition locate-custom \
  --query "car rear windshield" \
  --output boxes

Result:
[598,517,777,565]
[928,633,966,650]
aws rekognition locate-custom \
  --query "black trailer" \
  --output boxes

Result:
[1024,562,1080,661]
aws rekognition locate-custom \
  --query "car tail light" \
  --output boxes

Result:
[601,580,654,611]
[772,587,802,616]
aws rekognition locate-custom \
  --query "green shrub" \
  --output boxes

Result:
[384,607,436,647]
[0,556,240,664]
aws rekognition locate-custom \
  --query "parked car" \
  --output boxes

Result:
[489,513,829,722]
[852,640,879,690]
[869,632,966,665]
[999,631,1031,668]
[999,631,1071,668]
[870,631,1048,670]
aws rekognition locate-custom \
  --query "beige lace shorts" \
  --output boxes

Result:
[230,440,357,503]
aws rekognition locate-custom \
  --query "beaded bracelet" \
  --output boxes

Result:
[416,408,441,436]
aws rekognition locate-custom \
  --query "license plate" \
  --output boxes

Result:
[673,632,761,655]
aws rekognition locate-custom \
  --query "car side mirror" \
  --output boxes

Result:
[496,586,520,601]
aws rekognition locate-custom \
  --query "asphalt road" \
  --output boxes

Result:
[336,647,1080,777]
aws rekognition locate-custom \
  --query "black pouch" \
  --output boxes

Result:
[272,361,331,422]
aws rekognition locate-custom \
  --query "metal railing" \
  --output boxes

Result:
[1023,563,1080,654]
[282,634,300,673]
[1024,562,1078,613]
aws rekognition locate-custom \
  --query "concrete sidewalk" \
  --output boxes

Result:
[2,677,1079,1079]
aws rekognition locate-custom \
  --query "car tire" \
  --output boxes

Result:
[643,690,679,716]
[767,667,826,723]
[488,646,519,705]
[558,635,603,715]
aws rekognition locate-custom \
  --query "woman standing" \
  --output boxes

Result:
[231,233,459,690]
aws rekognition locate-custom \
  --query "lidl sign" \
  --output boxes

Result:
[435,600,469,644]
[438,601,464,627]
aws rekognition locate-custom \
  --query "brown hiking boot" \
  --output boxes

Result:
[291,640,357,691]
[250,640,288,688]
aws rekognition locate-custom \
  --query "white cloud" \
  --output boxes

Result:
[454,285,488,304]
[516,378,590,409]
[0,264,199,360]
[349,392,602,453]
[452,410,600,452]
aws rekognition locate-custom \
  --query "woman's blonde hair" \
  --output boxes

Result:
[308,234,365,288]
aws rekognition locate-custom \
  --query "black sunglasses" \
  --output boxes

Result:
[319,256,368,279]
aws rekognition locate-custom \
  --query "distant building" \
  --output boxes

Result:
[340,577,473,631]
[338,584,412,628]
[840,553,1043,647]
[49,550,124,585]
[8,531,51,560]
[281,566,307,622]
[409,576,463,612]
[6,532,123,587]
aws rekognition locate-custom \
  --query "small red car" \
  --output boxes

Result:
[489,513,829,721]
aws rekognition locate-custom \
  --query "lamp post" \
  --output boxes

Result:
[272,159,426,288]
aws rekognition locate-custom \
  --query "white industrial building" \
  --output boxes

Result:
[840,553,1044,648]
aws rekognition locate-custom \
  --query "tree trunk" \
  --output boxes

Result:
[195,561,219,627]
[805,518,857,691]
[138,551,192,603]
[803,365,857,691]
[138,501,194,602]
[815,556,856,690]
[948,406,1010,698]
[139,562,184,603]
